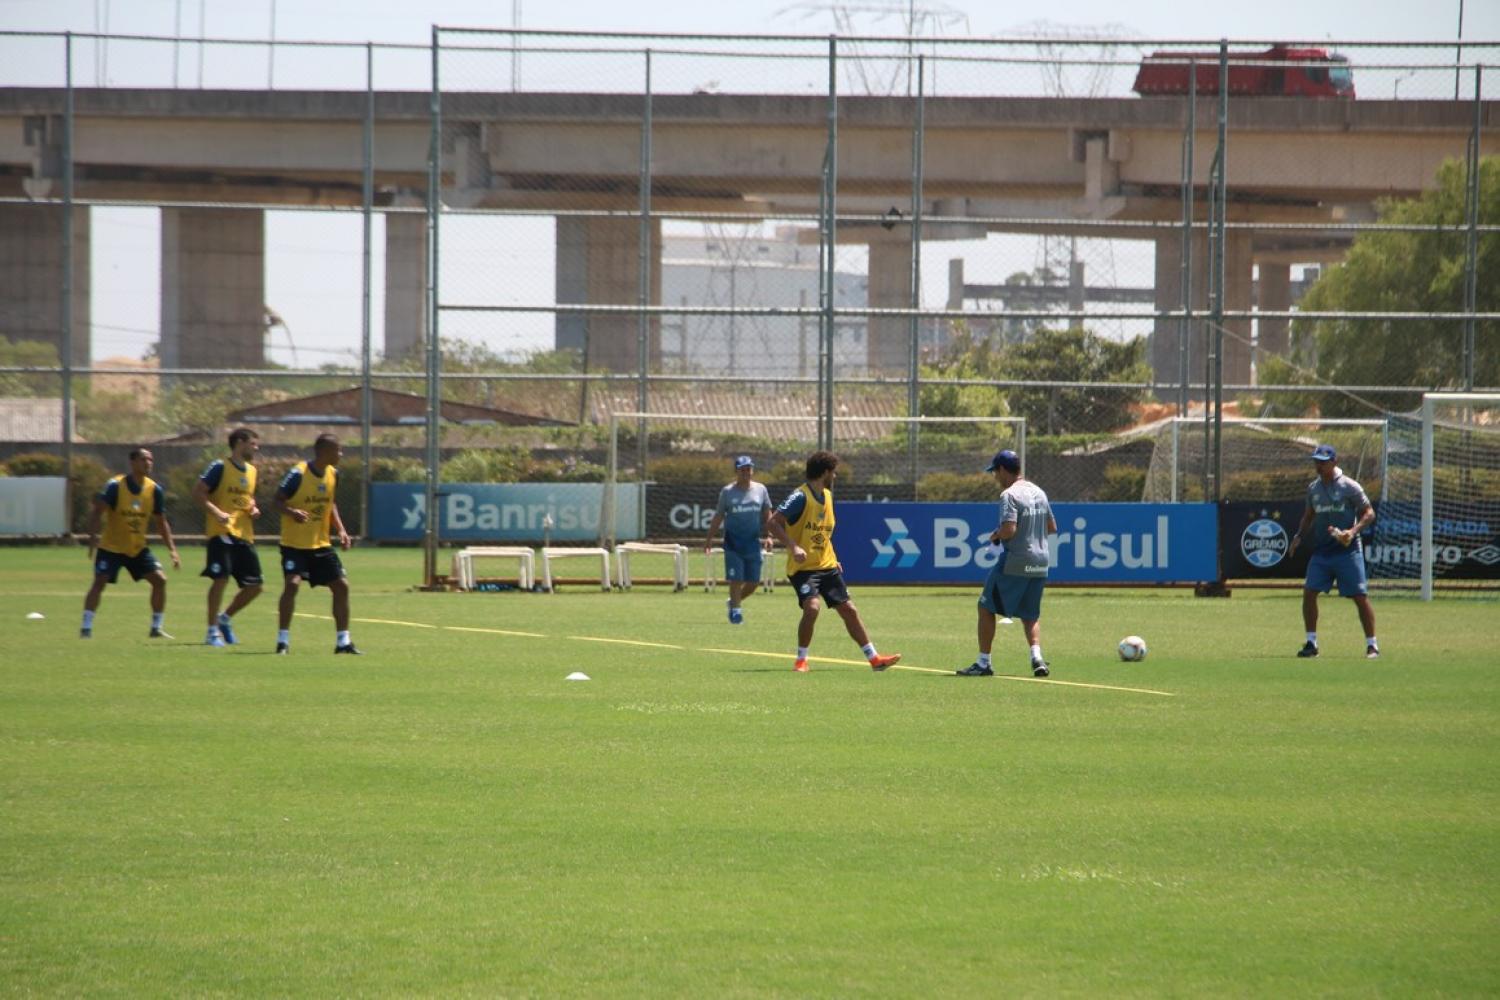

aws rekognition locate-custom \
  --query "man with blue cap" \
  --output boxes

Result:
[958,447,1056,678]
[1287,444,1379,659]
[704,455,772,624]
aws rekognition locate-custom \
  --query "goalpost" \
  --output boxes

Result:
[1418,393,1500,599]
[600,412,1027,548]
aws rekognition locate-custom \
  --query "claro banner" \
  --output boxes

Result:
[369,483,641,542]
[835,502,1219,585]
[0,477,69,535]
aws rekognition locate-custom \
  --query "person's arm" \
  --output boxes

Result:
[760,498,775,551]
[1288,505,1316,556]
[155,510,181,569]
[992,493,1018,543]
[704,511,724,551]
[1332,501,1375,548]
[192,463,232,530]
[330,501,351,550]
[273,469,309,523]
[767,510,803,563]
[84,498,106,558]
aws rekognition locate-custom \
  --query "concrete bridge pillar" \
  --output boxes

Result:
[1152,231,1253,396]
[384,213,427,361]
[867,241,913,374]
[555,216,661,372]
[160,208,264,370]
[1255,261,1292,367]
[0,204,90,366]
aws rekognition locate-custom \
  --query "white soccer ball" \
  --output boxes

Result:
[1117,635,1148,662]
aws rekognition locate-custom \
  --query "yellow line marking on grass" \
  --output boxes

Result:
[449,625,547,638]
[295,613,436,629]
[700,647,1174,695]
[569,636,684,650]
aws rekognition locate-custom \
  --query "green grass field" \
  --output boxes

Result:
[2,546,1497,996]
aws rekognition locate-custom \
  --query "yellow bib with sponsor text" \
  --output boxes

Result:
[785,484,837,574]
[279,461,337,550]
[100,474,157,558]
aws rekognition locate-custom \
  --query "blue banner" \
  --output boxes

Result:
[369,483,641,542]
[835,502,1219,584]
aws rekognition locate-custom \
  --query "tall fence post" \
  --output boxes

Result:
[61,32,75,490]
[636,48,653,476]
[423,27,443,587]
[818,35,838,452]
[906,53,925,486]
[1462,63,1482,391]
[1178,59,1196,418]
[360,41,374,539]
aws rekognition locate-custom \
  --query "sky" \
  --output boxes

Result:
[2,0,1497,366]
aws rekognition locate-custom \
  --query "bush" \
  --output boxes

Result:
[3,451,114,532]
[917,471,996,502]
[1096,463,1147,502]
[647,454,740,485]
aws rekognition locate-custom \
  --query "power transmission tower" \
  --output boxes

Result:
[777,0,971,96]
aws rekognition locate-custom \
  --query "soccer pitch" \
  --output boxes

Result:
[2,547,1497,996]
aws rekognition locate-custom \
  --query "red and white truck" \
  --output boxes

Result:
[1132,45,1355,98]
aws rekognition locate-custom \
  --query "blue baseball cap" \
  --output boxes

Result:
[984,449,1021,474]
[1311,444,1336,462]
[734,455,754,469]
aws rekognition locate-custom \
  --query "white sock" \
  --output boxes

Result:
[218,612,232,625]
[1367,636,1378,648]
[337,630,351,646]
[151,613,164,629]
[82,610,95,629]
[206,626,219,641]
[977,652,991,669]
[796,646,809,660]
[278,629,291,645]
[1030,644,1043,662]
[1307,632,1318,645]
[861,643,877,660]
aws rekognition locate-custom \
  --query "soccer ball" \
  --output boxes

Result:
[1117,635,1148,662]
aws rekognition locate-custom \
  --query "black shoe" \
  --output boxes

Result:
[1365,645,1380,659]
[955,662,994,676]
[275,642,289,655]
[1297,641,1319,658]
[80,628,91,639]
[148,627,172,639]
[334,643,362,655]
[1031,660,1050,678]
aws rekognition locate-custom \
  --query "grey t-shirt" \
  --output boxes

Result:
[998,478,1053,577]
[715,481,772,553]
[1306,469,1371,555]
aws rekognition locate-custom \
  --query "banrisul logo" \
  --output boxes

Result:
[1241,510,1290,569]
[871,518,921,568]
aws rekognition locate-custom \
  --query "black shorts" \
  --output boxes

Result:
[202,536,263,587]
[789,568,851,609]
[279,546,346,588]
[93,547,162,584]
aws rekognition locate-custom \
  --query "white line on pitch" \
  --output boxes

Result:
[569,636,684,650]
[449,625,547,638]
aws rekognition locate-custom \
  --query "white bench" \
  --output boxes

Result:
[540,546,612,592]
[451,546,536,591]
[614,542,690,591]
[703,545,779,593]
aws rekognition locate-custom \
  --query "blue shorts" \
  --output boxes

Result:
[1305,547,1368,597]
[94,547,162,584]
[979,567,1046,621]
[723,544,763,583]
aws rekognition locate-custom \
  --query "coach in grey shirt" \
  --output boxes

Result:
[957,448,1057,678]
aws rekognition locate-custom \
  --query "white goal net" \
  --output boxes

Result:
[1374,393,1500,597]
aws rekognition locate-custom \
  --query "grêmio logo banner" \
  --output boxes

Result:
[836,502,1219,584]
[369,483,642,542]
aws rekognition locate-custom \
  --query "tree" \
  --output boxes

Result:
[0,338,61,397]
[1290,156,1500,416]
[921,324,1149,435]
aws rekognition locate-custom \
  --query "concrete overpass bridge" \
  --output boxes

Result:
[2,87,1493,383]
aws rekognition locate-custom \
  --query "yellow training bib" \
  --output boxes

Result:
[279,460,337,549]
[785,483,837,574]
[99,474,157,558]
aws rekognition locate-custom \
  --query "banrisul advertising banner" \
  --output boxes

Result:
[645,484,915,539]
[369,483,641,542]
[0,477,68,535]
[835,502,1218,585]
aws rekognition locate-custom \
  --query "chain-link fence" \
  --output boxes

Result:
[2,30,1498,570]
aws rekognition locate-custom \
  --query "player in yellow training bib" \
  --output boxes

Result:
[193,427,264,647]
[273,432,357,655]
[81,447,181,638]
[767,449,900,674]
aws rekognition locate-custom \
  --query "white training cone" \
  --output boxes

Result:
[26,612,45,620]
[999,617,1014,625]
[565,672,591,681]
